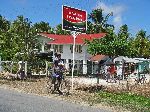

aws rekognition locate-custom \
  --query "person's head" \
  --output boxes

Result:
[57,54,61,60]
[110,63,115,66]
[54,53,58,57]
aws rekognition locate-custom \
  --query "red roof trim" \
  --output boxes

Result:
[90,55,106,61]
[38,33,106,44]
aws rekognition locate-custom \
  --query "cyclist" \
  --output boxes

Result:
[51,53,65,95]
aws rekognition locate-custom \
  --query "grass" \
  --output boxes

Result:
[93,91,150,112]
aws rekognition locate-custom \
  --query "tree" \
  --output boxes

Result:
[9,16,31,60]
[55,24,70,35]
[86,28,116,55]
[86,25,131,57]
[0,15,10,32]
[86,21,94,34]
[131,30,150,58]
[116,24,132,57]
[88,8,114,33]
[86,9,150,58]
[32,21,54,34]
[0,15,11,60]
[0,15,40,61]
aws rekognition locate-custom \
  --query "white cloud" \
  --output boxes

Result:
[96,2,126,31]
[113,15,122,30]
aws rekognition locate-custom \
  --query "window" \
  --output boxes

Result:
[70,45,82,53]
[53,45,63,53]
[75,45,82,53]
[70,45,73,53]
[45,44,51,51]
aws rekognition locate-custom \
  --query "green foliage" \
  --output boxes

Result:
[55,24,70,35]
[86,23,150,58]
[32,21,54,33]
[86,8,150,58]
[88,8,114,33]
[12,63,19,74]
[95,91,150,112]
[131,30,150,58]
[0,15,52,61]
[86,25,131,57]
[0,15,10,32]
[86,9,133,57]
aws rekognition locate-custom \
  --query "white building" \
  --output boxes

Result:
[36,33,106,74]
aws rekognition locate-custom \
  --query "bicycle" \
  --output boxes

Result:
[134,74,146,84]
[46,70,70,95]
[60,71,70,95]
[45,75,55,94]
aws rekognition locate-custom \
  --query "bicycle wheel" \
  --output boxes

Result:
[45,77,54,94]
[60,79,70,95]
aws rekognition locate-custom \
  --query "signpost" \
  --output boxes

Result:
[62,5,87,91]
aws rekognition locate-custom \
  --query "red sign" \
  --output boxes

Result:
[63,6,86,23]
[62,5,87,33]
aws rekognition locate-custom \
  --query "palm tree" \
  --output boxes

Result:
[88,8,114,33]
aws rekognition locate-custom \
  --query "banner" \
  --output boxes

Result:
[62,5,87,33]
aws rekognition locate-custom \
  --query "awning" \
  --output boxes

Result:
[114,56,144,63]
[89,55,106,62]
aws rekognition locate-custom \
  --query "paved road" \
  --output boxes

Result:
[0,88,110,112]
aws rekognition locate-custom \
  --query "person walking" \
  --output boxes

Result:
[105,65,110,82]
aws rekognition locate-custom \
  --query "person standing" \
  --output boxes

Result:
[106,65,110,82]
[109,64,117,83]
[16,61,25,80]
[117,65,123,80]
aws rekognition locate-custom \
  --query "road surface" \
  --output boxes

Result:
[0,88,111,112]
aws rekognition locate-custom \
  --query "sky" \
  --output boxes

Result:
[0,0,150,35]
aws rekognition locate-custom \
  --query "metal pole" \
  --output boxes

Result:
[70,31,80,91]
[71,31,76,91]
[92,61,93,75]
[25,61,27,77]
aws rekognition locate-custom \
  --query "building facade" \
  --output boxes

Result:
[36,33,106,74]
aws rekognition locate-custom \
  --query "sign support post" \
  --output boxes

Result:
[71,31,80,91]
